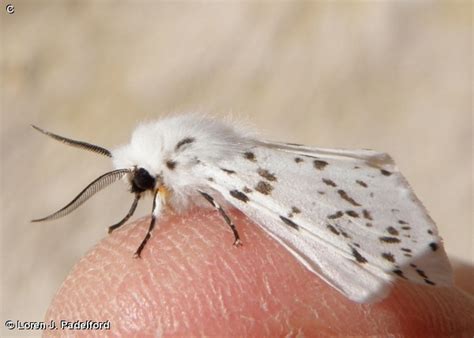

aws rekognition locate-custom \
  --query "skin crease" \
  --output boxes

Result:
[44,209,474,337]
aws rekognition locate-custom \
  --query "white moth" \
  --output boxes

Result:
[33,114,453,303]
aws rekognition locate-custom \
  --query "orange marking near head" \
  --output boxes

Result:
[158,186,171,204]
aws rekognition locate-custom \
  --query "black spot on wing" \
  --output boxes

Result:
[345,210,359,218]
[221,168,236,175]
[244,151,256,162]
[386,226,399,236]
[351,247,368,264]
[327,211,344,219]
[313,160,328,170]
[280,216,299,230]
[257,168,277,181]
[294,157,304,163]
[381,169,392,176]
[429,242,438,251]
[338,190,361,207]
[327,224,340,235]
[398,220,408,225]
[255,181,273,195]
[356,180,368,188]
[381,252,396,263]
[288,206,301,218]
[380,236,401,244]
[424,279,436,285]
[229,190,249,203]
[291,206,301,214]
[340,230,351,239]
[362,209,373,220]
[322,178,337,187]
[393,269,407,279]
[175,137,195,151]
[415,269,428,279]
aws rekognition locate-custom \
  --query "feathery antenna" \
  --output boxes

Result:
[32,125,112,157]
[32,169,131,222]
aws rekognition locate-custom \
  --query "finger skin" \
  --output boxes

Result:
[45,209,474,337]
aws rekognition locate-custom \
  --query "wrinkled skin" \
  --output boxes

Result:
[45,209,474,337]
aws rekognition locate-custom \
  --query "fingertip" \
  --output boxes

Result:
[44,209,330,335]
[44,209,474,336]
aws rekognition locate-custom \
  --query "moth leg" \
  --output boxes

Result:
[199,191,242,246]
[108,194,140,234]
[134,190,161,258]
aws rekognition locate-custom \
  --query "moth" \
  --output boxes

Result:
[32,114,453,303]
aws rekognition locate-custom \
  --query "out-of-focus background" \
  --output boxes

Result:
[1,1,471,336]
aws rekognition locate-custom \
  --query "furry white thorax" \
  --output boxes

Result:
[112,114,254,210]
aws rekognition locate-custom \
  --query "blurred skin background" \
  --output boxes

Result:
[1,1,471,336]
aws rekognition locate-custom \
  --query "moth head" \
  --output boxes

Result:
[130,167,159,194]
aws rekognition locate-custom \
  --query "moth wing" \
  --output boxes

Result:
[225,199,393,303]
[194,142,453,303]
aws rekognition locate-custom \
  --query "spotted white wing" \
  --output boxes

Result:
[194,141,453,303]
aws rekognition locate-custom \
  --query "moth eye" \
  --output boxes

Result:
[132,168,155,192]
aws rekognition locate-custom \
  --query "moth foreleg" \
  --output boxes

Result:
[134,190,160,258]
[108,194,140,234]
[198,190,242,246]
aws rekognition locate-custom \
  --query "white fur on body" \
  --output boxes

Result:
[112,114,452,303]
[112,115,254,211]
